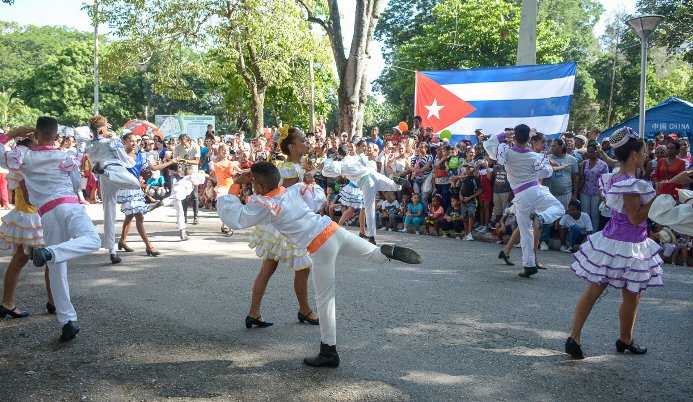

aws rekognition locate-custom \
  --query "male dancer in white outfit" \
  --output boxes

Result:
[1,118,101,342]
[218,162,422,368]
[83,115,153,263]
[321,145,401,244]
[484,124,564,277]
[161,165,206,240]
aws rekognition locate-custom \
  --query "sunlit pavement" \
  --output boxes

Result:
[1,204,691,400]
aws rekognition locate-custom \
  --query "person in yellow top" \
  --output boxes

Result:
[0,137,55,318]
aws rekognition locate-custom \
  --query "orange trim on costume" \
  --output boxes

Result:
[264,187,285,197]
[307,221,339,254]
[229,184,242,196]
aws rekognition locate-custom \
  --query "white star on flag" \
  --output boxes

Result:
[425,98,444,119]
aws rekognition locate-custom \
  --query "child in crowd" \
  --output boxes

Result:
[320,186,335,216]
[670,233,691,266]
[442,194,464,238]
[200,178,217,209]
[145,169,166,203]
[476,161,493,233]
[240,183,252,204]
[378,191,401,231]
[424,194,445,236]
[494,204,517,245]
[558,199,593,252]
[404,193,426,234]
[459,164,481,241]
[652,224,677,263]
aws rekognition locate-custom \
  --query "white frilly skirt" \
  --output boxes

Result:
[572,231,664,294]
[117,189,149,216]
[248,224,312,271]
[0,210,44,251]
[338,184,364,209]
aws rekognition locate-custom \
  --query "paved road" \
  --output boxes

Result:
[1,205,691,401]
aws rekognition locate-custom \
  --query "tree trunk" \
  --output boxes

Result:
[304,0,384,139]
[250,89,265,139]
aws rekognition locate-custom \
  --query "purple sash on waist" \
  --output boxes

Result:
[602,211,648,243]
[513,180,539,195]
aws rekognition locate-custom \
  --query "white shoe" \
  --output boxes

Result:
[387,228,393,232]
[379,226,387,231]
[478,227,489,234]
[464,233,474,241]
[515,243,521,248]
[398,228,407,233]
[415,231,420,235]
[560,245,572,253]
[495,240,503,244]
[539,241,549,251]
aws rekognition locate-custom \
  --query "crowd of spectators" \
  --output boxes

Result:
[1,119,690,265]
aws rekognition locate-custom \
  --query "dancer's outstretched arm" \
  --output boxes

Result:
[217,193,271,230]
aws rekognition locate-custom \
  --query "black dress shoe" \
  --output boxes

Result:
[380,244,423,264]
[60,320,80,342]
[565,337,585,359]
[192,217,199,225]
[110,253,122,264]
[46,302,56,315]
[303,342,340,368]
[498,250,514,266]
[368,236,376,245]
[0,305,29,319]
[147,200,163,213]
[245,315,273,329]
[616,339,647,354]
[518,266,538,278]
[146,247,161,257]
[297,311,320,325]
[31,247,53,267]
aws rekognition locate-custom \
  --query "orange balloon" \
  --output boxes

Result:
[398,121,409,132]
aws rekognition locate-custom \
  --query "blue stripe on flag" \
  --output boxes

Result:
[422,62,576,85]
[467,96,573,118]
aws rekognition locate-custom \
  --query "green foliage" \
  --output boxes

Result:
[0,91,42,128]
[637,0,693,63]
[375,0,569,121]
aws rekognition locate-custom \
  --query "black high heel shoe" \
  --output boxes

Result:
[146,247,161,257]
[565,337,585,359]
[0,305,29,319]
[46,302,56,315]
[498,250,514,266]
[298,311,320,325]
[245,315,273,329]
[616,339,647,354]
[117,241,134,252]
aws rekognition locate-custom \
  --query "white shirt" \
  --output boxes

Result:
[483,133,553,190]
[0,135,81,209]
[218,183,329,250]
[174,142,201,173]
[321,154,374,185]
[85,137,135,168]
[559,212,593,233]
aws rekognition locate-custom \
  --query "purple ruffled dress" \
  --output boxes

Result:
[572,173,663,294]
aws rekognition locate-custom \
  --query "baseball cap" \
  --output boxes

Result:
[575,134,587,143]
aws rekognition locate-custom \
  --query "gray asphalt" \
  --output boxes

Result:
[1,204,691,401]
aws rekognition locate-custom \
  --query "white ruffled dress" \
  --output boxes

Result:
[338,182,364,209]
[248,161,312,271]
[116,152,149,216]
[0,172,44,251]
[572,173,663,294]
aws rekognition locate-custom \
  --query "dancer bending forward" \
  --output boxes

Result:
[566,127,663,359]
[218,162,422,368]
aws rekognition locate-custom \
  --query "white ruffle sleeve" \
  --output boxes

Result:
[600,173,656,214]
[293,182,326,213]
[534,153,553,179]
[483,132,509,165]
[0,141,29,171]
[320,158,342,178]
[217,194,271,229]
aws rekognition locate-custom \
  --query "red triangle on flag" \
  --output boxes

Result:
[415,72,476,133]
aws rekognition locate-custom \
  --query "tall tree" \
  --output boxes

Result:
[637,0,693,63]
[299,0,385,137]
[99,0,332,137]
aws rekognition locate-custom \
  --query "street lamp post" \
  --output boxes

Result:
[626,15,663,138]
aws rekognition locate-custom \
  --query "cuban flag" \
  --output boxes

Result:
[415,62,576,144]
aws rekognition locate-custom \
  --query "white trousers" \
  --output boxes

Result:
[42,203,101,325]
[99,166,140,253]
[360,172,401,237]
[162,196,186,230]
[311,228,389,346]
[513,186,564,267]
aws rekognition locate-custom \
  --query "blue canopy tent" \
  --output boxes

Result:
[600,97,693,141]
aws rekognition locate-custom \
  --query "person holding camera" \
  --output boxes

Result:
[173,134,201,225]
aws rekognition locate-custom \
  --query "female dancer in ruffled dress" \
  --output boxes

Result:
[566,127,663,359]
[245,127,319,328]
[0,138,55,318]
[116,132,166,257]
